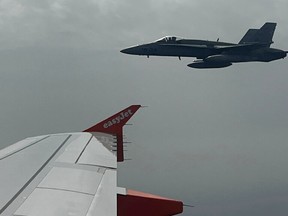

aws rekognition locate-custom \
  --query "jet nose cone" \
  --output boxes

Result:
[120,48,128,54]
[120,47,136,55]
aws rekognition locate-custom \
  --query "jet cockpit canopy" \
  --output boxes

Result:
[155,36,182,43]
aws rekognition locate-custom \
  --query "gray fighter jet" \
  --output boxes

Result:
[121,22,287,69]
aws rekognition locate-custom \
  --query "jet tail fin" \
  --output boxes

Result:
[238,29,258,44]
[84,105,141,162]
[239,22,276,47]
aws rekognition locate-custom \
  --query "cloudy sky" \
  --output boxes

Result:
[0,0,288,215]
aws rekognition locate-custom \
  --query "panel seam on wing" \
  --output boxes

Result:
[36,187,95,196]
[75,134,93,164]
[0,135,50,160]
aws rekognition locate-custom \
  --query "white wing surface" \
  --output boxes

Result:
[0,132,117,216]
[0,105,184,216]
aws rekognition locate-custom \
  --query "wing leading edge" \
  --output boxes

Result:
[0,105,184,216]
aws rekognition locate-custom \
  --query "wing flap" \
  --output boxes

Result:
[14,188,93,216]
[14,168,116,216]
[38,167,104,195]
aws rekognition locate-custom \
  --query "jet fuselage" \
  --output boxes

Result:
[121,39,234,59]
[121,39,286,62]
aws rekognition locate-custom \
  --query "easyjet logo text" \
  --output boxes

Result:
[103,109,133,129]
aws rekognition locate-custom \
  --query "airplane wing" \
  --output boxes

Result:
[0,105,183,216]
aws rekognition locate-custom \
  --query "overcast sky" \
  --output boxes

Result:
[0,1,288,215]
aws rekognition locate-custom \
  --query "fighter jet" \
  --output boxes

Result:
[121,22,287,69]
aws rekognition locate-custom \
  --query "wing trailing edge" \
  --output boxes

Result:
[84,105,142,162]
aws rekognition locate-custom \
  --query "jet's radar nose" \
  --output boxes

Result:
[120,48,130,54]
[120,46,140,55]
[121,44,157,57]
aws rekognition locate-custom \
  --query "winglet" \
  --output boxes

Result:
[84,105,141,162]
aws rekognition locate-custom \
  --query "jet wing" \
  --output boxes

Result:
[0,105,184,216]
[0,132,118,216]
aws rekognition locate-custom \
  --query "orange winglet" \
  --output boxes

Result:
[118,189,183,216]
[84,105,141,162]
